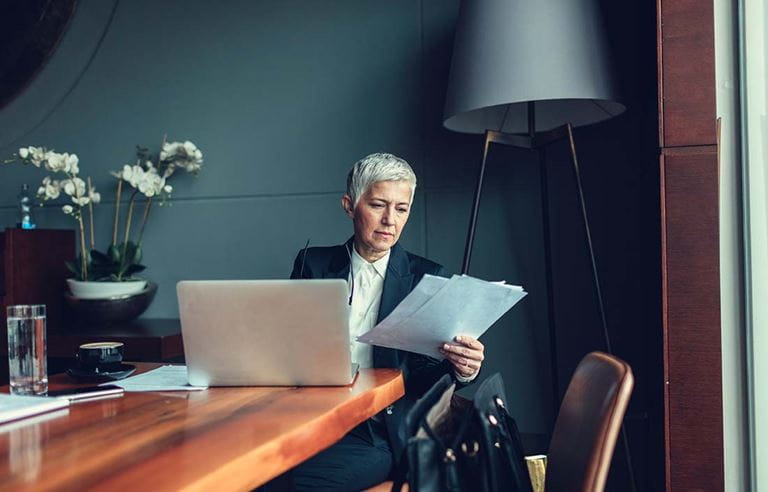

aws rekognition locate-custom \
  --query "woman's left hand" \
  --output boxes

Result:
[439,335,484,379]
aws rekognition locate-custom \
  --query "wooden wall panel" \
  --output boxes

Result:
[661,148,723,490]
[657,0,717,147]
[657,0,722,490]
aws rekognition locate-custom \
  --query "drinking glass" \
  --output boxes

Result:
[525,454,547,492]
[6,305,47,395]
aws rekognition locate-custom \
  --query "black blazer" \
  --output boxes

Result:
[290,237,471,456]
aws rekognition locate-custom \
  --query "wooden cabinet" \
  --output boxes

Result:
[0,228,76,328]
[0,228,75,383]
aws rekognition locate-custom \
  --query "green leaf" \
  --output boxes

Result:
[90,249,111,265]
[125,264,147,275]
[132,244,142,264]
[122,241,137,263]
[65,260,80,276]
[108,244,121,263]
[116,241,142,266]
[89,264,110,279]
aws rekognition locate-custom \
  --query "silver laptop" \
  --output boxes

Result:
[177,279,358,386]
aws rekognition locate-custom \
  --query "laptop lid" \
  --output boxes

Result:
[177,279,355,386]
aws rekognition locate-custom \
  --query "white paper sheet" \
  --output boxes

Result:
[0,393,70,425]
[373,274,450,331]
[102,365,207,392]
[357,274,527,359]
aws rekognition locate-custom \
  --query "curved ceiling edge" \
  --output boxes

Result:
[0,0,119,150]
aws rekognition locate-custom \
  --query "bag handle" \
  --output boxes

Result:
[390,416,460,492]
[493,394,534,492]
[389,418,447,492]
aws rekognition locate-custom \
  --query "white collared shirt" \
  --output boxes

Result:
[348,248,389,369]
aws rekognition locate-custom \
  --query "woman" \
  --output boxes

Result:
[290,153,485,491]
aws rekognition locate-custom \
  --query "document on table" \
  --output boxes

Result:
[357,274,527,359]
[102,365,207,392]
[0,393,70,425]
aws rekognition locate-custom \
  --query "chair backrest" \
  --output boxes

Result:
[545,351,634,492]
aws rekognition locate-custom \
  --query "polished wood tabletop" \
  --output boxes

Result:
[0,364,405,491]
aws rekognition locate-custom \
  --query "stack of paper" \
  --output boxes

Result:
[102,365,207,392]
[357,274,527,359]
[0,393,70,425]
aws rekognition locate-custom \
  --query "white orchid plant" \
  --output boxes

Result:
[5,137,204,282]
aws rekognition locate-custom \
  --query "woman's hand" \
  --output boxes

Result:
[439,335,484,379]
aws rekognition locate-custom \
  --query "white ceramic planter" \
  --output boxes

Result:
[66,279,148,300]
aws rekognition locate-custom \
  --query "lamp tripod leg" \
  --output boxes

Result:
[565,124,612,354]
[538,146,560,421]
[565,123,636,492]
[461,131,494,275]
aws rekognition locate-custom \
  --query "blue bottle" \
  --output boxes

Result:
[17,184,36,229]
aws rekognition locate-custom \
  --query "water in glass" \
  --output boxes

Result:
[6,305,47,395]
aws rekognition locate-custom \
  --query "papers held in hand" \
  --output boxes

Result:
[356,274,527,359]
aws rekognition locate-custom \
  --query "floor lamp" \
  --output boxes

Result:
[442,0,635,489]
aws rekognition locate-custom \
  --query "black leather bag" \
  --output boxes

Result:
[393,373,532,492]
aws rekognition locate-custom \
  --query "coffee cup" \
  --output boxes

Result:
[76,342,124,373]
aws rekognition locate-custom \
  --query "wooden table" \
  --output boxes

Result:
[0,363,404,491]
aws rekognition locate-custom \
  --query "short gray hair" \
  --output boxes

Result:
[346,153,417,206]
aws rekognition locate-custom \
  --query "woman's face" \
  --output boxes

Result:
[343,180,412,261]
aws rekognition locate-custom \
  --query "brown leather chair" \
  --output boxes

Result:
[545,351,634,492]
